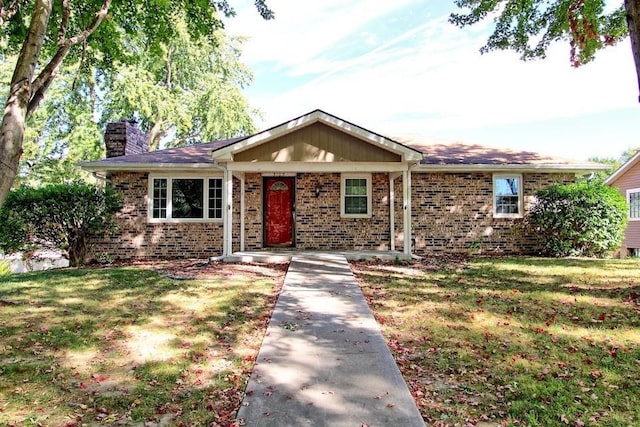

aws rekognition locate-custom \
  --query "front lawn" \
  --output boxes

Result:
[0,261,286,426]
[352,257,640,427]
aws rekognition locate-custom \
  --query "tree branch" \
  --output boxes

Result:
[57,0,70,44]
[27,0,112,120]
[0,0,21,28]
[72,39,88,91]
[626,0,640,102]
[165,42,173,89]
[171,131,202,148]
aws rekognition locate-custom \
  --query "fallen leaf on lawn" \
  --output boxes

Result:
[91,373,108,382]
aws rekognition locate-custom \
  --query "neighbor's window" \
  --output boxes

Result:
[493,174,522,218]
[150,177,223,221]
[341,173,371,218]
[629,188,640,220]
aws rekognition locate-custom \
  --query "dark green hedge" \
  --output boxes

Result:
[526,182,627,257]
[0,183,121,266]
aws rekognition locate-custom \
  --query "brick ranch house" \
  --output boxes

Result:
[605,150,640,257]
[81,109,605,260]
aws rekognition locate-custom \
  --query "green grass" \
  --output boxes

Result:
[352,257,640,427]
[0,265,283,426]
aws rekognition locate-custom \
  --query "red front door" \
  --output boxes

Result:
[264,178,294,246]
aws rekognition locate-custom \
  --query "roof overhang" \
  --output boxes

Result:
[211,109,424,163]
[79,162,223,173]
[604,151,640,185]
[414,163,610,174]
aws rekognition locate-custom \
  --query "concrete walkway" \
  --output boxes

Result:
[236,253,425,427]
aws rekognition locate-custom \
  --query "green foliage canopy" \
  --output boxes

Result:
[525,182,628,257]
[0,183,122,266]
[0,0,273,206]
[451,0,627,65]
[450,1,640,100]
[100,16,257,150]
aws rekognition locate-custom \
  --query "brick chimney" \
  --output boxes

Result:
[104,120,149,158]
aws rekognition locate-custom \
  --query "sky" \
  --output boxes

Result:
[224,0,640,161]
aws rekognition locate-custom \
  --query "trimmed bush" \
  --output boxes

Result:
[0,183,121,266]
[525,182,627,257]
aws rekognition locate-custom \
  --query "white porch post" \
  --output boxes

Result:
[223,168,234,257]
[233,172,246,252]
[402,168,412,255]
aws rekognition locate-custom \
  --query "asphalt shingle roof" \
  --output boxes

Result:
[84,133,591,168]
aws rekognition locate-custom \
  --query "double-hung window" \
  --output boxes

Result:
[341,173,372,218]
[149,176,223,221]
[628,188,640,221]
[493,174,523,218]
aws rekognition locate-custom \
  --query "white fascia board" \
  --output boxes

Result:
[224,161,409,173]
[604,151,640,185]
[79,162,223,172]
[414,163,609,174]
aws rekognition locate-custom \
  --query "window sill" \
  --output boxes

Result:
[148,218,224,224]
[493,213,523,219]
[340,214,372,219]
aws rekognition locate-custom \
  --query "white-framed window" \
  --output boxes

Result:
[628,188,640,221]
[341,173,372,218]
[149,175,224,222]
[493,174,523,218]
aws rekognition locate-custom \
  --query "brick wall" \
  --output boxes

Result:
[91,170,574,259]
[88,172,225,260]
[244,173,264,250]
[104,121,148,158]
[408,172,575,255]
[293,173,391,250]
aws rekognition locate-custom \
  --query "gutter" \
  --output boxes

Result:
[79,162,224,172]
[413,163,609,174]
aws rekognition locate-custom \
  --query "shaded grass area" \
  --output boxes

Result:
[352,257,640,427]
[0,263,286,426]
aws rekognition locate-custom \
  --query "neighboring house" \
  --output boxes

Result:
[605,151,640,257]
[81,110,604,260]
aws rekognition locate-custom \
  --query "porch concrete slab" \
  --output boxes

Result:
[219,249,417,264]
[236,253,425,427]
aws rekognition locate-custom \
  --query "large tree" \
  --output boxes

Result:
[450,0,640,100]
[100,16,257,151]
[2,15,258,187]
[0,0,273,207]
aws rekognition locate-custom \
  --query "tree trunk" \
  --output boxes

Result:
[0,0,111,207]
[627,0,640,102]
[0,0,52,207]
[148,120,167,151]
[68,230,87,267]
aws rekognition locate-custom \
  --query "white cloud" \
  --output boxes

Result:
[225,1,639,159]
[225,0,418,74]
